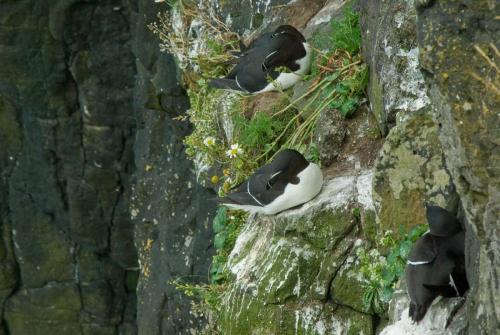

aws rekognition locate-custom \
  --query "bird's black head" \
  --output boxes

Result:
[425,204,462,237]
[272,25,306,42]
[272,149,309,178]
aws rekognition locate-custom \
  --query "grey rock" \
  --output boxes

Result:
[379,279,467,335]
[359,0,430,134]
[130,2,216,334]
[219,173,377,334]
[372,112,457,233]
[313,109,346,166]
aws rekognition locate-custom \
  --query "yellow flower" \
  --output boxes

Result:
[223,168,230,176]
[226,143,243,158]
[210,175,219,184]
[203,136,216,147]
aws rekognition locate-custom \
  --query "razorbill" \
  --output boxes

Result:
[425,204,462,237]
[405,205,468,323]
[220,149,323,215]
[209,25,311,94]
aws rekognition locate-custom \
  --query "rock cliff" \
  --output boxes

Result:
[0,0,214,334]
[0,0,498,334]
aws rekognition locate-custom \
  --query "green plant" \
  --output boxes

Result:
[331,5,362,54]
[170,278,226,313]
[148,0,240,80]
[355,224,428,314]
[210,206,247,284]
[152,1,371,325]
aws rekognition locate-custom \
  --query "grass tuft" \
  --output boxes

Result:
[331,6,362,54]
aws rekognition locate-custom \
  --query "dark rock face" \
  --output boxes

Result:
[130,3,216,334]
[0,0,215,334]
[0,0,137,333]
[417,1,500,333]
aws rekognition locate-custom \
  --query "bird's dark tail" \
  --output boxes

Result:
[409,302,429,323]
[218,195,241,206]
[208,78,243,91]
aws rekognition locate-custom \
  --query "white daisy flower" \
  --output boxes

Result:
[203,136,216,147]
[226,143,243,158]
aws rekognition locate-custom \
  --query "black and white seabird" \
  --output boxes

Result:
[405,205,468,323]
[425,204,462,237]
[220,149,323,215]
[209,25,311,94]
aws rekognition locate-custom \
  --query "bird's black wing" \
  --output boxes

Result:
[208,78,244,91]
[407,234,437,264]
[220,181,263,207]
[247,171,289,205]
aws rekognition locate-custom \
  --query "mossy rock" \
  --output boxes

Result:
[4,284,82,334]
[219,176,376,334]
[372,113,457,232]
[330,257,365,312]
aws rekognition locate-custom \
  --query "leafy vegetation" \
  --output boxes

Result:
[331,6,362,54]
[257,4,368,160]
[355,224,428,314]
[210,207,247,284]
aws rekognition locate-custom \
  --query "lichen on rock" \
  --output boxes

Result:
[372,113,457,232]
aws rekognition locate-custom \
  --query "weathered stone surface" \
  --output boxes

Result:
[359,0,430,134]
[416,1,500,333]
[314,109,347,166]
[372,113,457,232]
[130,2,217,335]
[220,173,376,335]
[0,0,497,334]
[5,283,82,334]
[0,0,137,332]
[379,279,467,335]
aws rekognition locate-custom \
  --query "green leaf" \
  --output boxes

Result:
[382,269,395,283]
[399,240,413,258]
[387,251,398,264]
[340,96,359,118]
[335,82,350,95]
[328,98,343,110]
[214,232,227,250]
[409,224,427,241]
[212,207,227,233]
